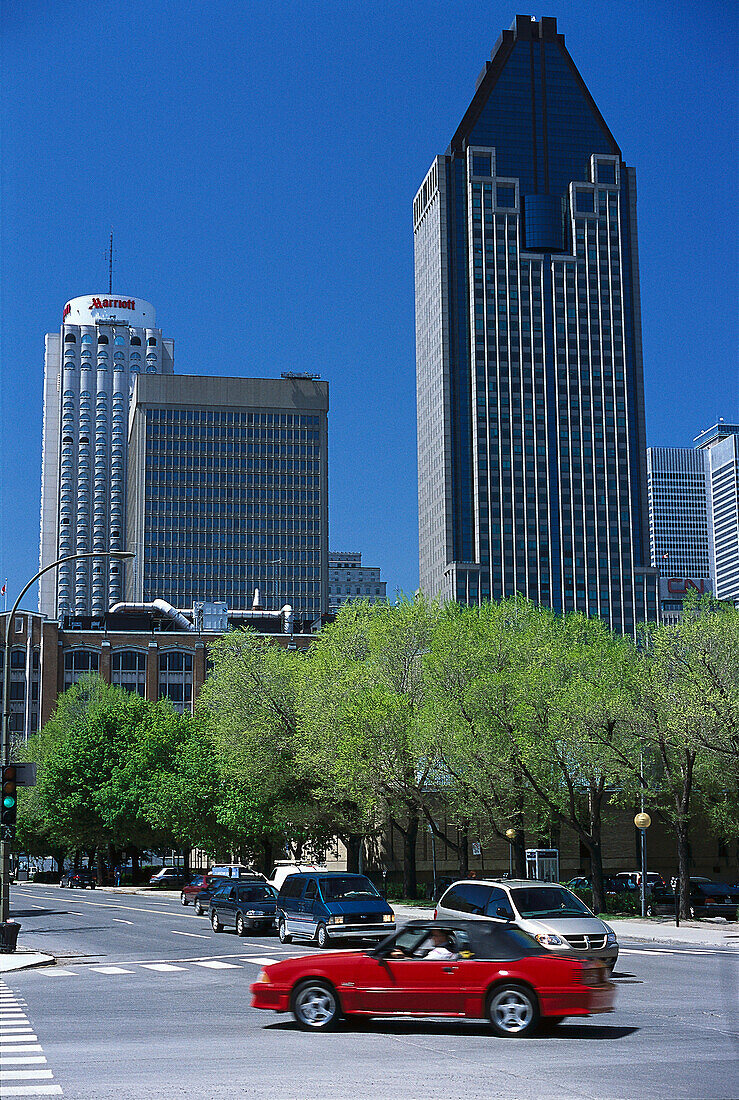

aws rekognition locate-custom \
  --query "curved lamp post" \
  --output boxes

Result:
[505,827,517,877]
[1,551,134,930]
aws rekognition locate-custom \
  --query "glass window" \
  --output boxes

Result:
[114,335,126,345]
[98,335,109,344]
[64,333,76,343]
[130,336,141,346]
[597,161,616,185]
[497,184,516,208]
[575,190,594,214]
[147,337,157,346]
[441,883,493,914]
[81,334,93,344]
[472,154,491,176]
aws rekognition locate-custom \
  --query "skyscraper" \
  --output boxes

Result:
[125,373,329,617]
[647,447,711,579]
[695,423,739,602]
[39,295,174,618]
[328,551,387,612]
[414,15,657,632]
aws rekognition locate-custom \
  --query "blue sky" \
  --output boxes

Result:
[1,0,736,607]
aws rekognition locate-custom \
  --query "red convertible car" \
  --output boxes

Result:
[251,918,615,1036]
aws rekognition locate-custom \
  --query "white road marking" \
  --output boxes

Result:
[0,1086,62,1096]
[171,930,209,939]
[36,971,75,977]
[191,960,241,969]
[0,1070,54,1080]
[0,1036,39,1043]
[112,919,133,925]
[141,964,186,972]
[90,967,132,975]
[0,1046,44,1054]
[0,1059,48,1066]
[243,957,279,965]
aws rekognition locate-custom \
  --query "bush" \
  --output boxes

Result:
[31,871,59,884]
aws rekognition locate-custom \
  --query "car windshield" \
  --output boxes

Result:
[697,883,731,895]
[239,886,276,902]
[510,886,593,918]
[318,876,380,900]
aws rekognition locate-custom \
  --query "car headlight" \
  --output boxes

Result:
[245,910,262,917]
[383,913,394,922]
[606,932,618,945]
[328,915,344,925]
[535,933,564,946]
[254,969,271,984]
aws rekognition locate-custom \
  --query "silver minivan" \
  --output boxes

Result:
[436,879,618,970]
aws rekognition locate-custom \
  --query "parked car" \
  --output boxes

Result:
[149,867,186,889]
[647,879,739,920]
[251,918,616,1035]
[268,861,326,892]
[193,874,264,915]
[180,874,206,906]
[209,881,278,935]
[276,872,395,948]
[435,879,618,971]
[615,871,666,891]
[59,869,96,889]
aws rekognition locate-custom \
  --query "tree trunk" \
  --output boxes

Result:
[183,848,191,879]
[676,823,691,920]
[260,839,274,877]
[130,848,140,882]
[402,810,419,899]
[344,834,362,875]
[513,830,527,878]
[458,824,469,877]
[96,849,105,885]
[589,839,606,915]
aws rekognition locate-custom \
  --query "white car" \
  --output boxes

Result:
[268,861,327,892]
[435,878,618,971]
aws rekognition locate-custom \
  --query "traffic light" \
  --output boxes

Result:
[1,765,17,829]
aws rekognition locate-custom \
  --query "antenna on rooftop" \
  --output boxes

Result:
[108,229,114,293]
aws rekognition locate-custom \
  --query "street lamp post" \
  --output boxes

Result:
[634,812,651,919]
[505,828,517,877]
[1,551,134,932]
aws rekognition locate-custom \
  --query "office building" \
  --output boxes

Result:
[695,423,739,602]
[126,374,329,617]
[414,16,657,633]
[329,551,387,611]
[39,295,173,618]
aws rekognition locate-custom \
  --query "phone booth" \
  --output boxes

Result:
[526,849,559,882]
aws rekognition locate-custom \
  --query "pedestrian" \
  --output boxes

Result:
[114,865,122,887]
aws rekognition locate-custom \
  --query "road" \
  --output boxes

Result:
[2,883,737,1100]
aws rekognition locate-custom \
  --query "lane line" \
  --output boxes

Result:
[171,930,209,939]
[112,919,133,926]
[191,960,241,970]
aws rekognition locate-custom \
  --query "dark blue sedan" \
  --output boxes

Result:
[209,881,278,935]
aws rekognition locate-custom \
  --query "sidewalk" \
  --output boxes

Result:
[0,950,55,974]
[391,904,739,949]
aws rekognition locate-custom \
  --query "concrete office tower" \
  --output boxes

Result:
[414,16,657,633]
[126,374,329,617]
[39,295,173,618]
[647,448,711,578]
[695,423,739,601]
[329,551,387,611]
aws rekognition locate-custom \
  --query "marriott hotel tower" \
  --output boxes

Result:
[414,16,657,632]
[39,295,174,618]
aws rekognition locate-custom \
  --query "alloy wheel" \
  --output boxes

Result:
[488,985,538,1037]
[292,982,338,1031]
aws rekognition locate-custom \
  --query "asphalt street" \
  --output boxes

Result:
[2,884,738,1100]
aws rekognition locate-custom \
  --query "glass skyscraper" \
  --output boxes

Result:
[126,374,329,617]
[695,423,739,602]
[414,15,657,632]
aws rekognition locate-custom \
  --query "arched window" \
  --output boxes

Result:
[98,335,108,345]
[114,352,125,360]
[64,333,76,343]
[130,336,141,346]
[112,650,146,697]
[114,335,126,345]
[147,337,157,346]
[81,334,93,344]
[63,648,99,689]
[97,352,108,360]
[130,352,141,360]
[158,650,193,714]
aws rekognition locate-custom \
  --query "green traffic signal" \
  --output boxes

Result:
[1,765,17,825]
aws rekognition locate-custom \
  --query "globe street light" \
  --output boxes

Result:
[634,812,652,918]
[1,551,135,933]
[505,828,517,877]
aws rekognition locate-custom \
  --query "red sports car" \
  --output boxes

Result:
[251,918,615,1036]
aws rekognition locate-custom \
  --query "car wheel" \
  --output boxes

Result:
[211,911,222,933]
[316,923,330,949]
[278,920,291,944]
[195,901,204,916]
[236,913,246,937]
[487,984,540,1038]
[90,883,95,889]
[180,893,188,906]
[291,980,340,1031]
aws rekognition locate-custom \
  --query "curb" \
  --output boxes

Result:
[0,952,56,974]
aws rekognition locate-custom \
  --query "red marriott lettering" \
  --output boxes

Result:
[89,298,136,311]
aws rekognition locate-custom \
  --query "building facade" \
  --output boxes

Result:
[328,551,387,611]
[126,374,329,618]
[414,15,657,633]
[695,423,739,602]
[39,295,173,619]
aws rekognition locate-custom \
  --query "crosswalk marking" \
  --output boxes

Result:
[244,957,279,965]
[0,1046,44,1054]
[0,1036,39,1043]
[0,982,62,1096]
[0,1059,48,1066]
[141,964,186,972]
[191,960,241,969]
[90,967,132,975]
[37,971,74,977]
[0,1070,54,1080]
[0,1087,62,1096]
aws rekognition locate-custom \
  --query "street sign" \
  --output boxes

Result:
[471,841,481,856]
[14,763,37,787]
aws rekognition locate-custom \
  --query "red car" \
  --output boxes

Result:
[251,918,615,1036]
[179,875,207,906]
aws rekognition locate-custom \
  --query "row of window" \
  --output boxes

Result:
[65,333,156,346]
